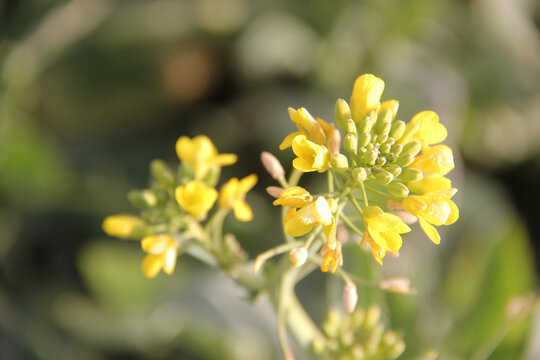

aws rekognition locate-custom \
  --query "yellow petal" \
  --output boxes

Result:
[284,213,314,237]
[408,174,451,194]
[445,200,459,225]
[102,215,143,238]
[214,153,238,166]
[273,186,312,208]
[219,178,239,209]
[350,74,385,123]
[142,254,163,278]
[176,181,218,218]
[323,216,337,249]
[279,132,302,150]
[141,234,170,254]
[233,200,253,222]
[239,174,258,195]
[162,248,178,275]
[402,196,427,214]
[410,145,454,176]
[418,217,441,244]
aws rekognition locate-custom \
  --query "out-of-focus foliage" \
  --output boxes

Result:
[1,0,539,359]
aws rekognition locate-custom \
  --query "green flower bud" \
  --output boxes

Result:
[151,159,175,188]
[335,99,352,131]
[363,305,381,329]
[344,119,357,136]
[373,117,391,135]
[376,156,386,166]
[352,167,368,182]
[374,169,393,185]
[366,323,384,353]
[357,112,376,133]
[331,153,349,170]
[385,137,396,145]
[389,120,406,140]
[386,164,402,177]
[128,189,158,208]
[387,182,409,198]
[399,168,423,182]
[386,153,396,162]
[379,143,392,154]
[402,140,422,156]
[363,148,378,166]
[391,143,403,156]
[386,340,406,359]
[344,134,358,155]
[396,153,415,167]
[358,132,371,148]
[377,132,389,144]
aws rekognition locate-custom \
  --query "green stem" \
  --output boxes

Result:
[365,183,402,202]
[288,169,302,187]
[339,213,364,237]
[211,209,228,252]
[358,181,369,207]
[348,193,364,216]
[327,170,334,193]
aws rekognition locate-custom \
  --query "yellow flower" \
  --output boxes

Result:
[219,174,258,221]
[363,206,411,265]
[350,74,385,123]
[141,234,178,278]
[400,111,448,149]
[291,135,330,173]
[320,241,343,273]
[273,186,312,208]
[175,180,218,219]
[410,145,454,176]
[280,107,327,149]
[408,174,452,195]
[402,189,459,244]
[102,214,144,239]
[176,135,237,179]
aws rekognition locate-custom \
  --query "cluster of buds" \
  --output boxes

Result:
[313,305,405,360]
[102,135,255,278]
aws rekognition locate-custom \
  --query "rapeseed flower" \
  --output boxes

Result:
[291,135,330,173]
[273,186,312,208]
[400,111,448,149]
[141,234,178,278]
[350,74,385,123]
[219,174,258,221]
[175,180,218,219]
[320,241,343,273]
[176,135,237,179]
[409,145,454,176]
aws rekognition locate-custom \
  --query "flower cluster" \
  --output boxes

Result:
[261,73,459,272]
[102,135,256,278]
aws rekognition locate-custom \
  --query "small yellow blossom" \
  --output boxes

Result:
[408,174,452,195]
[175,180,218,219]
[321,241,343,273]
[280,107,327,149]
[291,135,330,173]
[219,174,258,221]
[410,145,455,176]
[283,197,333,237]
[102,214,144,239]
[400,111,448,149]
[350,74,385,123]
[402,189,459,244]
[141,234,178,278]
[176,135,237,179]
[363,206,411,265]
[273,186,312,208]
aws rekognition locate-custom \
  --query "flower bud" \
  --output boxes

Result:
[261,151,285,182]
[363,148,378,166]
[102,215,145,239]
[389,120,406,140]
[289,247,308,268]
[344,119,357,136]
[344,134,358,155]
[128,189,158,208]
[386,164,402,177]
[377,132,389,144]
[375,156,386,166]
[343,281,358,314]
[379,277,415,294]
[265,186,284,198]
[396,153,415,167]
[374,169,393,185]
[402,140,422,156]
[328,128,341,154]
[357,112,376,133]
[335,99,352,131]
[358,132,371,148]
[391,143,403,156]
[399,168,423,182]
[352,167,368,182]
[386,182,409,198]
[379,143,392,154]
[150,159,176,188]
[387,340,406,358]
[374,118,391,135]
[331,153,349,170]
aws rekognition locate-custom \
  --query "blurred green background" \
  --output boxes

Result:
[1,0,540,359]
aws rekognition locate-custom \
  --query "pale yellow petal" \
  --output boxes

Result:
[142,254,163,278]
[162,248,178,275]
[239,174,258,195]
[418,217,441,244]
[445,200,459,225]
[233,200,253,222]
[279,132,302,150]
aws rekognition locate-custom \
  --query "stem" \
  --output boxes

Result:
[255,241,304,272]
[365,183,402,202]
[327,170,334,193]
[358,181,369,207]
[211,209,228,252]
[288,169,302,187]
[339,214,364,237]
[348,193,364,216]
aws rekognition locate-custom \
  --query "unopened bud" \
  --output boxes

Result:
[343,281,358,314]
[374,169,393,185]
[386,164,402,177]
[379,143,392,154]
[386,182,409,198]
[128,189,158,208]
[363,304,381,329]
[328,128,341,154]
[352,167,368,182]
[387,340,406,358]
[335,99,352,131]
[379,277,416,294]
[344,134,358,155]
[331,153,349,170]
[402,140,422,156]
[102,215,145,239]
[389,120,406,140]
[358,132,371,148]
[266,186,284,198]
[399,168,423,182]
[377,132,389,144]
[289,247,308,268]
[374,118,391,135]
[396,153,415,167]
[344,119,357,136]
[150,159,176,188]
[375,156,387,166]
[357,112,376,133]
[392,211,418,224]
[363,148,378,166]
[261,151,285,182]
[391,143,403,156]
